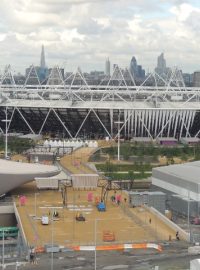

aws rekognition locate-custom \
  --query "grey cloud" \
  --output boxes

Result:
[184,10,200,33]
[0,0,199,73]
[77,18,110,35]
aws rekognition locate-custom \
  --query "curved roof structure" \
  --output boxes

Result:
[0,160,60,195]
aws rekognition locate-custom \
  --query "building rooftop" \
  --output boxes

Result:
[180,137,200,142]
[153,161,200,185]
[157,137,177,142]
[129,191,165,195]
[0,159,59,175]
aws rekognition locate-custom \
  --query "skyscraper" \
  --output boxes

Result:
[155,53,167,75]
[39,45,48,82]
[130,56,138,77]
[105,58,110,77]
[40,44,46,68]
[193,71,200,87]
[129,56,145,80]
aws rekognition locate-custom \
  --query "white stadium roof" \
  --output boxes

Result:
[0,160,60,195]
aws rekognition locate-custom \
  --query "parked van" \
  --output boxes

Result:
[41,215,49,225]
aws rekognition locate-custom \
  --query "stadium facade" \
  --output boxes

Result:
[0,65,200,139]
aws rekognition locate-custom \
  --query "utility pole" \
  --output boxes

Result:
[2,107,11,159]
[115,112,123,161]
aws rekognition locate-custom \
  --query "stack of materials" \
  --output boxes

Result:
[103,231,115,242]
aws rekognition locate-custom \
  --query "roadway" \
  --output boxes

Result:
[0,241,194,270]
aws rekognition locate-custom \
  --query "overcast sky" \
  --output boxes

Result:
[0,0,199,74]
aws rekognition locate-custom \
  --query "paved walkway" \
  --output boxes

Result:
[60,147,97,174]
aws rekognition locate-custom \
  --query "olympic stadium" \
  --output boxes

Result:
[0,65,199,139]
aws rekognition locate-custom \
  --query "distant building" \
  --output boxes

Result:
[155,53,167,75]
[130,56,138,77]
[113,64,118,71]
[137,65,145,79]
[48,67,64,85]
[105,58,110,77]
[182,73,193,87]
[83,71,105,83]
[25,45,48,83]
[38,45,48,82]
[152,161,200,218]
[40,44,46,69]
[25,66,40,84]
[129,56,145,81]
[13,73,25,85]
[112,64,122,80]
[193,71,200,87]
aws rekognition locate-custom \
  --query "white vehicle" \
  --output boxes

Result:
[41,215,49,225]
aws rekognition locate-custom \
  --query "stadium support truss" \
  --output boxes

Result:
[0,65,200,139]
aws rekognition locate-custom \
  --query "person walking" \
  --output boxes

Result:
[176,231,180,240]
[149,218,151,224]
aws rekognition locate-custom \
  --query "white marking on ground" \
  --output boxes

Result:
[103,265,129,270]
[67,267,83,270]
[77,257,86,261]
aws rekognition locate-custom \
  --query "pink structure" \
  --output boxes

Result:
[19,195,27,206]
[87,192,93,202]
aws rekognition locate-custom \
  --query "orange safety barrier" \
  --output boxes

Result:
[132,243,147,249]
[97,245,124,251]
[71,243,162,252]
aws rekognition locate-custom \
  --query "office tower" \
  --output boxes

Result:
[155,53,167,75]
[193,71,200,87]
[130,56,145,80]
[182,73,193,87]
[105,58,110,77]
[130,56,138,77]
[40,44,46,68]
[137,65,145,79]
[39,45,48,82]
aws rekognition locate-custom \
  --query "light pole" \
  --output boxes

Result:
[39,206,62,270]
[94,219,97,270]
[62,123,65,156]
[2,108,11,159]
[49,207,61,270]
[34,193,39,218]
[2,229,4,269]
[51,209,54,270]
[115,120,123,162]
[188,190,191,242]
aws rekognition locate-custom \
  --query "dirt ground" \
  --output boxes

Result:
[11,146,181,249]
[12,181,178,248]
[60,147,97,174]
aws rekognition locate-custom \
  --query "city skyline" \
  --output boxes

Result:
[0,0,200,73]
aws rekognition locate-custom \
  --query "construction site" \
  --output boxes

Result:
[9,145,185,253]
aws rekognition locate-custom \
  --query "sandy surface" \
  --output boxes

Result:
[60,147,97,174]
[13,182,178,248]
[11,146,181,249]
